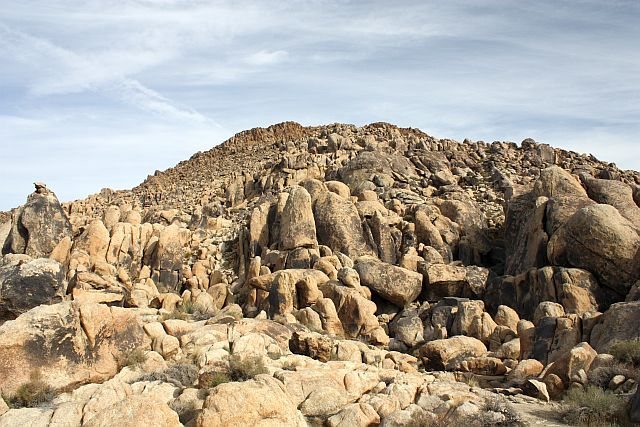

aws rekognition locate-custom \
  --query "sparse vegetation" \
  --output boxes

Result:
[589,362,639,389]
[610,340,640,367]
[198,371,231,389]
[3,371,56,409]
[137,362,199,387]
[460,372,480,388]
[478,396,524,426]
[228,354,268,381]
[562,385,629,426]
[117,347,148,369]
[160,300,211,321]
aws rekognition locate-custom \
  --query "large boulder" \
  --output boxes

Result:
[503,192,549,276]
[2,184,72,258]
[84,395,181,427]
[590,301,640,352]
[534,166,593,235]
[355,258,422,306]
[0,302,150,394]
[419,336,487,370]
[72,219,110,261]
[196,375,306,426]
[548,204,640,295]
[485,266,614,319]
[279,186,317,250]
[314,192,373,258]
[0,256,65,321]
[583,176,640,228]
[152,224,191,292]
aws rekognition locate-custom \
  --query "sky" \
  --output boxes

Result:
[1,0,639,210]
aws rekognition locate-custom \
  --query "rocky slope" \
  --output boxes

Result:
[1,121,640,426]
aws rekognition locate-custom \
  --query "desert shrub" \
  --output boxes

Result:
[589,362,640,389]
[478,396,523,426]
[137,362,199,387]
[160,310,188,321]
[117,348,147,369]
[610,340,640,367]
[460,372,480,388]
[161,300,211,322]
[4,371,55,408]
[562,385,628,426]
[228,354,268,381]
[407,409,439,427]
[198,371,231,389]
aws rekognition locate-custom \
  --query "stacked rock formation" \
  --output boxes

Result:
[0,121,639,426]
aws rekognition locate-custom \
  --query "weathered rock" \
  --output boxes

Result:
[0,257,65,321]
[355,258,422,306]
[72,219,110,261]
[503,193,549,276]
[494,305,519,332]
[534,166,593,235]
[84,395,181,427]
[543,342,597,387]
[521,379,550,402]
[280,186,317,250]
[319,281,388,345]
[196,375,305,426]
[419,336,487,370]
[590,301,640,352]
[314,191,373,258]
[486,266,611,319]
[2,185,72,258]
[583,176,640,228]
[0,302,149,394]
[327,402,380,427]
[548,204,640,295]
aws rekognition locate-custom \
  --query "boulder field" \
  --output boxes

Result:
[1,122,639,426]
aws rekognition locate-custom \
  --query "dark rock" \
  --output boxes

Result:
[2,184,72,258]
[0,256,65,321]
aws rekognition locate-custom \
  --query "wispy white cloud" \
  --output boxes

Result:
[0,0,639,210]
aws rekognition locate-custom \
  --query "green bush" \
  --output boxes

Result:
[610,340,640,367]
[228,354,268,381]
[4,371,55,408]
[562,385,628,426]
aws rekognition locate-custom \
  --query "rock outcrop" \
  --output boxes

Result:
[1,122,639,426]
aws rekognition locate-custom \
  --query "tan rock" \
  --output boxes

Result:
[280,186,317,250]
[548,204,640,295]
[327,402,380,427]
[0,302,149,395]
[494,305,520,332]
[355,257,422,306]
[197,375,305,427]
[419,336,487,371]
[84,395,180,427]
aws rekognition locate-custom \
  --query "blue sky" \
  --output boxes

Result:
[1,0,639,210]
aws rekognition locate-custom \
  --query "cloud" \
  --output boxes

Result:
[244,50,289,66]
[0,24,216,124]
[0,0,639,211]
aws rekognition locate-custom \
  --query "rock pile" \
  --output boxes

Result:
[1,121,639,426]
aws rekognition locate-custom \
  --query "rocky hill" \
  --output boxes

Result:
[1,121,640,426]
